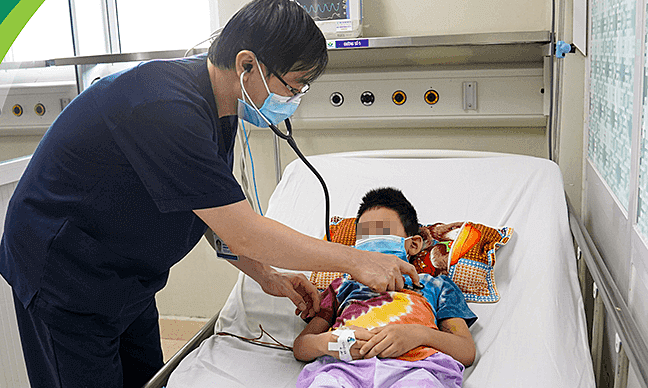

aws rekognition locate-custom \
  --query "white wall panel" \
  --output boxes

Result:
[291,67,546,129]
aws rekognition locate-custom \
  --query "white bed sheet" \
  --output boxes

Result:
[168,153,595,388]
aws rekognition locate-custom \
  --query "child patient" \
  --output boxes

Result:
[293,188,477,388]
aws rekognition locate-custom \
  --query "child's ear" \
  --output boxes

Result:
[406,235,424,256]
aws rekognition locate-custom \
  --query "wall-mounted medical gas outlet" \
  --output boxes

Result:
[360,91,375,106]
[424,90,439,105]
[12,105,23,117]
[392,90,407,105]
[290,67,546,129]
[0,83,76,135]
[34,103,46,116]
[330,92,344,107]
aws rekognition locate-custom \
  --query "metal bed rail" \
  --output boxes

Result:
[568,201,648,388]
[142,311,220,388]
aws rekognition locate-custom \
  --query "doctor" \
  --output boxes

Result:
[0,1,419,387]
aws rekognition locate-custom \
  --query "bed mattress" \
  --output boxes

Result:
[168,153,595,388]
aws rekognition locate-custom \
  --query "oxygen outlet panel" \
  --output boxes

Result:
[0,83,76,135]
[291,67,545,129]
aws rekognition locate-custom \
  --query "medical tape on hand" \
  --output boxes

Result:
[328,328,356,362]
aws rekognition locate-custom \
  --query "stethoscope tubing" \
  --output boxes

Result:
[241,76,332,241]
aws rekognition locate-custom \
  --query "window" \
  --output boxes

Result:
[116,0,213,53]
[588,0,636,211]
[72,0,111,56]
[4,0,73,62]
[638,0,648,241]
[586,0,648,341]
[639,134,648,240]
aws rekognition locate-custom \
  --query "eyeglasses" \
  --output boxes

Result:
[267,67,310,97]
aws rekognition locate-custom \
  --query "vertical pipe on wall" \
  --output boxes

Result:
[552,58,563,164]
[547,0,556,161]
[549,0,569,164]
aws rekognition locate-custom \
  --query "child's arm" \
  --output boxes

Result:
[293,317,334,362]
[293,318,374,362]
[358,318,476,366]
[437,317,476,366]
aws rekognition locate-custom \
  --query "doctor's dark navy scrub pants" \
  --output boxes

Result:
[13,289,164,388]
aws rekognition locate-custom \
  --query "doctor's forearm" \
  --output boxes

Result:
[202,229,275,284]
[226,254,274,283]
[195,202,422,292]
[194,202,362,273]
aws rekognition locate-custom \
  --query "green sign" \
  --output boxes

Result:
[0,0,47,63]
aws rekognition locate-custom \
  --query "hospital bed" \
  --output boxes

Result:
[145,150,601,387]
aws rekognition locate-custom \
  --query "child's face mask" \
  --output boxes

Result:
[354,235,414,263]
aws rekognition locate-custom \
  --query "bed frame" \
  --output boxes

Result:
[143,313,221,388]
[568,199,648,388]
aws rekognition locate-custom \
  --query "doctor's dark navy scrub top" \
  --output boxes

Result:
[0,53,245,325]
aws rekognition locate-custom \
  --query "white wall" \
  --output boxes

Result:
[0,135,43,161]
[242,127,547,216]
[219,0,550,37]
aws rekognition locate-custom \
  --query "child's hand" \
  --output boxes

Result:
[359,325,423,359]
[327,326,375,360]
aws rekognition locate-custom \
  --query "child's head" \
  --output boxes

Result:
[355,188,423,258]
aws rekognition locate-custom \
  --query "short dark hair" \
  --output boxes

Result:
[356,188,419,237]
[209,0,328,85]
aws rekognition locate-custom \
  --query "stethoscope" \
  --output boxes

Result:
[184,29,332,241]
[240,68,332,242]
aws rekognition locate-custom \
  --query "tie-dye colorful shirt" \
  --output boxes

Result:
[316,274,477,361]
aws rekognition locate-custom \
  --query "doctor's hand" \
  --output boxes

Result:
[349,251,420,292]
[257,271,321,320]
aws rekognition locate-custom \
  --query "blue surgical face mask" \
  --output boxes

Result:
[237,56,301,127]
[354,235,413,263]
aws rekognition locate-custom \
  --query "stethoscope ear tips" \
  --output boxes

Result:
[243,64,253,73]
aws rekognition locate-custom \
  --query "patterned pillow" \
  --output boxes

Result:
[309,217,513,303]
[309,217,354,288]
